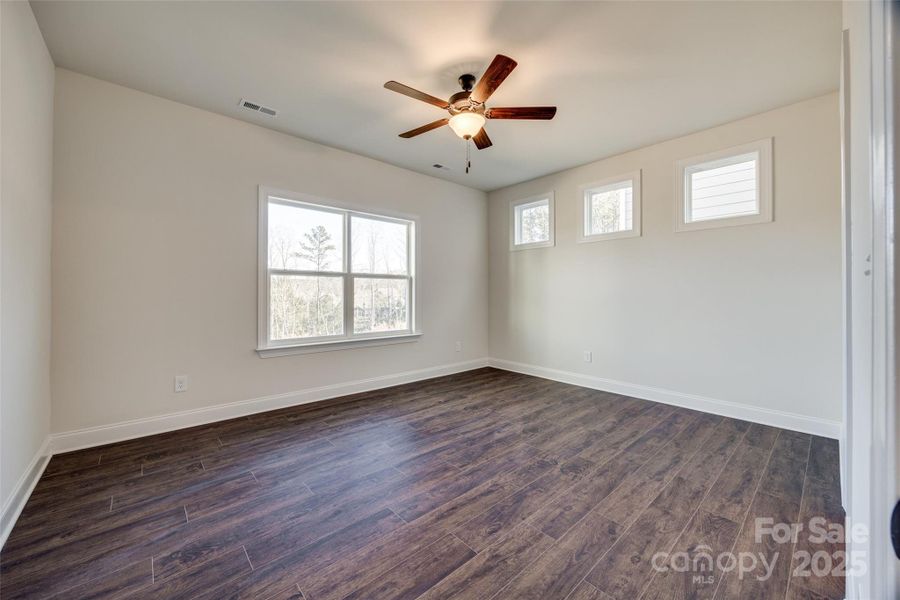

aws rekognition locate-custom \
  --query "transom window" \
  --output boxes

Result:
[578,171,641,242]
[510,192,555,250]
[258,188,416,352]
[675,138,773,232]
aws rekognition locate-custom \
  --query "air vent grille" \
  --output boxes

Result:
[239,98,277,118]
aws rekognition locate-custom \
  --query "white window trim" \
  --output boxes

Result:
[509,192,555,251]
[674,138,773,232]
[577,170,642,243]
[257,186,421,357]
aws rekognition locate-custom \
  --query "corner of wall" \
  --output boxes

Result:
[0,437,51,548]
[0,0,56,537]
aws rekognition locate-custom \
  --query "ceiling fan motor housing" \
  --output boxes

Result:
[448,91,484,115]
[449,74,486,115]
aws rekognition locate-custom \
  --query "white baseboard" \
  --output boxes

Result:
[1,436,51,549]
[49,358,490,454]
[49,355,840,454]
[488,358,841,439]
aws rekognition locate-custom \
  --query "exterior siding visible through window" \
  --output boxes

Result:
[675,138,773,232]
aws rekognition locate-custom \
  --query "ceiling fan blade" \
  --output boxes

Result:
[399,118,449,138]
[486,106,557,120]
[384,81,449,109]
[473,128,492,150]
[470,54,517,104]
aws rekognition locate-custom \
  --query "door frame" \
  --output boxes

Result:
[843,1,898,598]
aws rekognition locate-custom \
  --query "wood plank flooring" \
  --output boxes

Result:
[0,368,844,600]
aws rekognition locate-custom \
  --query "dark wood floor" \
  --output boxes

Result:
[0,368,844,600]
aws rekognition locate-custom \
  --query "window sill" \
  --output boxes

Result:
[577,229,641,243]
[675,213,771,232]
[510,240,555,252]
[256,332,422,358]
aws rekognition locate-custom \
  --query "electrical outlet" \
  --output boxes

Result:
[583,351,592,363]
[174,375,189,393]
[455,341,462,352]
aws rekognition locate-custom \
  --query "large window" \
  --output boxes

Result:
[578,171,641,242]
[510,192,555,250]
[258,188,416,354]
[675,138,773,232]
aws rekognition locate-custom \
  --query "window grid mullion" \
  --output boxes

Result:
[348,273,410,280]
[268,268,347,278]
[408,221,414,331]
[345,212,353,338]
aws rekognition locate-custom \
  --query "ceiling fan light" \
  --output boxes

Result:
[448,112,486,139]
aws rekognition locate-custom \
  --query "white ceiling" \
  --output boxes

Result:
[31,1,841,191]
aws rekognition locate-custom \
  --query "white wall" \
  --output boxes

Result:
[488,93,842,430]
[1,1,54,522]
[50,69,487,434]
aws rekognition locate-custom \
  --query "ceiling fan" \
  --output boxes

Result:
[384,54,557,152]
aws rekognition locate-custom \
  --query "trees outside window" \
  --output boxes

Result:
[578,172,641,243]
[511,194,555,250]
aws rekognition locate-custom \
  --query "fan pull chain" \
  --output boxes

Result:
[465,138,472,174]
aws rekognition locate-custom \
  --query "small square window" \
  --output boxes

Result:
[510,193,555,250]
[578,171,641,242]
[675,138,773,232]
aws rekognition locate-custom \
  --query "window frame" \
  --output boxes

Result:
[577,170,642,243]
[509,192,555,251]
[675,138,773,232]
[257,186,419,357]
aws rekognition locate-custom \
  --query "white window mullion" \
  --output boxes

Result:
[344,212,353,338]
[344,274,353,338]
[407,221,414,331]
[268,268,345,277]
[347,273,410,280]
[266,272,274,347]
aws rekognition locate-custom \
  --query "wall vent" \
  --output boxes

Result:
[239,98,278,118]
